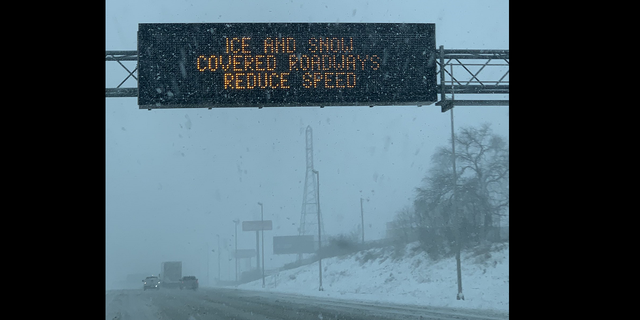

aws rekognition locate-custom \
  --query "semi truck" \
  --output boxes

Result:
[159,261,182,289]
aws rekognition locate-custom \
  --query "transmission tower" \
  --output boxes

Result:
[299,126,324,256]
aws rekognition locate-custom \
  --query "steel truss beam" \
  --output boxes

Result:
[106,51,138,97]
[105,48,509,107]
[436,46,509,111]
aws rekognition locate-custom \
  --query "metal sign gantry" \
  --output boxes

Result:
[105,46,508,111]
[105,50,138,98]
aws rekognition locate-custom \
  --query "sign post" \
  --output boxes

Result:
[137,23,436,109]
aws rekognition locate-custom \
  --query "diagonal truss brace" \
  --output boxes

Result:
[435,47,509,111]
[106,51,138,98]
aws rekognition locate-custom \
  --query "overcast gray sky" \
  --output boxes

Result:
[105,0,508,287]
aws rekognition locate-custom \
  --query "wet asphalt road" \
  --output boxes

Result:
[106,287,508,320]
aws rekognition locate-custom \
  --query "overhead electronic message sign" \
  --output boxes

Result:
[137,23,436,109]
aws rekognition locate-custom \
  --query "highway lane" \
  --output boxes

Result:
[106,287,508,320]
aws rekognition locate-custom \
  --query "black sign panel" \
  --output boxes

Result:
[138,23,437,109]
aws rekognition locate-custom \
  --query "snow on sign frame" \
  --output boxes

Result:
[137,23,437,109]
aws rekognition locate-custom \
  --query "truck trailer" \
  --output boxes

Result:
[159,261,182,289]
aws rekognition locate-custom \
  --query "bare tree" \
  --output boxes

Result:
[389,123,508,258]
[453,124,509,241]
[414,123,508,249]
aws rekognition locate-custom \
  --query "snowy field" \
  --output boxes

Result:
[238,241,509,313]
